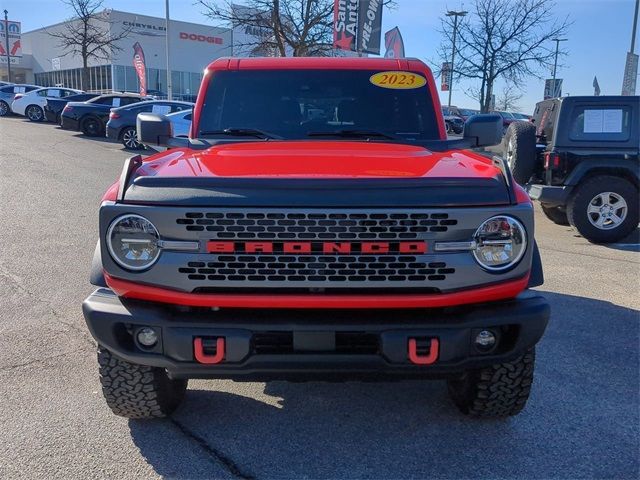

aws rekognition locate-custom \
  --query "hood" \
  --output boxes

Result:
[135,141,501,179]
[124,141,512,207]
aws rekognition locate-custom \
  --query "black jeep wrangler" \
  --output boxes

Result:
[503,96,639,243]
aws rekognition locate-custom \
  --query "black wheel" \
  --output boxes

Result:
[447,349,535,417]
[502,121,537,185]
[0,100,9,117]
[121,126,143,150]
[567,175,639,243]
[98,346,187,419]
[540,203,569,226]
[445,121,453,134]
[82,116,103,136]
[26,104,44,122]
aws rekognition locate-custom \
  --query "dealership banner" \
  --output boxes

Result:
[132,42,147,97]
[357,0,383,54]
[544,78,562,99]
[0,19,22,65]
[383,27,405,58]
[333,0,358,51]
[441,62,451,91]
[621,52,638,96]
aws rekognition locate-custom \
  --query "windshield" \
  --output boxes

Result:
[198,69,440,141]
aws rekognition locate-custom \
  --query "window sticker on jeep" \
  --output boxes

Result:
[369,71,427,89]
[583,109,623,133]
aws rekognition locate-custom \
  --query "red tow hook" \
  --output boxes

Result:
[408,338,439,365]
[193,337,225,364]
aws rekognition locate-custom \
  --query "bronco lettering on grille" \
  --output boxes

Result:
[206,241,427,255]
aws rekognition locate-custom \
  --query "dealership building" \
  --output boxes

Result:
[4,10,233,97]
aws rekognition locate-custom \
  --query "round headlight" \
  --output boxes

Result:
[473,215,527,271]
[107,214,160,271]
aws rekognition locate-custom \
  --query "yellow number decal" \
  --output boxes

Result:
[370,71,427,89]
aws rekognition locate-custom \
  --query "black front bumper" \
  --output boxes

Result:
[60,115,80,131]
[82,289,549,381]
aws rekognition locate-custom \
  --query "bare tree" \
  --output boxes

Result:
[47,0,131,90]
[496,82,524,111]
[198,0,395,57]
[439,0,570,112]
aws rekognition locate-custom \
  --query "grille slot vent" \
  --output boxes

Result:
[178,256,455,284]
[176,211,457,239]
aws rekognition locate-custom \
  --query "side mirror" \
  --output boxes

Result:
[463,114,502,147]
[137,112,173,146]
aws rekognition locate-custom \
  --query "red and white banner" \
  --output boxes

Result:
[441,62,451,91]
[383,27,404,58]
[132,42,147,97]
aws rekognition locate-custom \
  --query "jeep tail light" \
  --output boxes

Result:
[109,112,120,120]
[544,152,560,169]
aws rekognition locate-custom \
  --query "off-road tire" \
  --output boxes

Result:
[82,116,103,136]
[540,203,569,226]
[26,104,44,122]
[503,121,537,185]
[98,346,187,419]
[0,100,9,116]
[447,349,535,417]
[567,175,639,243]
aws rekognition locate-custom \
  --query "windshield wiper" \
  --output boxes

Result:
[200,128,282,139]
[306,129,399,140]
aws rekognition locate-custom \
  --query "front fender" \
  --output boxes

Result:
[90,241,107,287]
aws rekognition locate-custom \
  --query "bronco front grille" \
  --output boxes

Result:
[178,255,455,284]
[176,212,458,240]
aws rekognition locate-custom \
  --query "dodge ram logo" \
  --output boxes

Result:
[207,241,426,255]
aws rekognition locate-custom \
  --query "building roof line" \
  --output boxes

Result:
[22,8,230,36]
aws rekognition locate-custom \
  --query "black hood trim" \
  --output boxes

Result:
[122,176,511,207]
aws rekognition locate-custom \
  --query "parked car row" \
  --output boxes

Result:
[1,83,194,150]
[441,105,532,136]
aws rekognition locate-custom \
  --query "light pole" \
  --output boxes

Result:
[446,10,467,107]
[630,0,639,54]
[165,0,172,100]
[3,10,11,83]
[551,37,567,97]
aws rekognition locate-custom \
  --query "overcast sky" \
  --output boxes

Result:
[4,0,638,113]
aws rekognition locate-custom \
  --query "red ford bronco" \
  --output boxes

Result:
[83,57,549,419]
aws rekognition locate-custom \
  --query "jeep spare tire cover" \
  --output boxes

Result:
[503,121,537,185]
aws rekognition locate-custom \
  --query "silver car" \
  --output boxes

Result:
[0,84,41,116]
[166,109,192,137]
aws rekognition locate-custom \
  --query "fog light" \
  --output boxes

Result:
[474,330,496,350]
[137,327,158,347]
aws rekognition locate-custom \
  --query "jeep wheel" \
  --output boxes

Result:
[121,126,143,150]
[567,175,639,243]
[0,100,9,117]
[502,121,537,185]
[540,203,569,226]
[447,349,535,417]
[98,346,187,419]
[445,121,453,134]
[26,104,44,122]
[82,116,102,136]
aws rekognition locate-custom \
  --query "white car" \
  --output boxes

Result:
[166,109,192,137]
[12,87,83,121]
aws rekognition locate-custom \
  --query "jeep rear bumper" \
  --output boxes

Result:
[527,183,573,207]
[82,288,549,381]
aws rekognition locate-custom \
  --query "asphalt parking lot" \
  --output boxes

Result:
[0,115,638,479]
